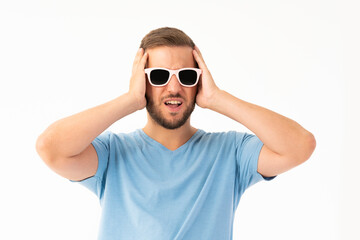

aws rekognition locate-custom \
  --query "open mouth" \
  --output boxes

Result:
[165,100,182,107]
[164,99,183,110]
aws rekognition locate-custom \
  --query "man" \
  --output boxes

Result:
[36,27,316,239]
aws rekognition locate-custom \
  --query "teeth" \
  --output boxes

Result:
[166,101,182,105]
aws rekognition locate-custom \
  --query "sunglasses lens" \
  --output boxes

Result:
[179,70,198,86]
[149,69,169,85]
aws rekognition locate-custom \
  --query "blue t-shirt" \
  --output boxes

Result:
[74,129,275,240]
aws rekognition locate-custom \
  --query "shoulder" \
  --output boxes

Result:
[95,130,142,148]
[197,129,247,141]
[195,130,260,151]
[195,129,247,146]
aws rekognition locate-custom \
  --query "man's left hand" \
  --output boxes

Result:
[193,46,221,109]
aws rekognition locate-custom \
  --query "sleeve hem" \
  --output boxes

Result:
[89,139,108,180]
[256,144,276,181]
[69,139,108,183]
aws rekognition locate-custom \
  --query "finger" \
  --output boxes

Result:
[193,48,207,70]
[132,52,148,85]
[193,46,206,66]
[138,51,148,70]
[132,48,144,74]
[194,45,204,59]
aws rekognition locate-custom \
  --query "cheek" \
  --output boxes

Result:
[145,80,152,97]
[187,87,198,102]
[146,82,163,103]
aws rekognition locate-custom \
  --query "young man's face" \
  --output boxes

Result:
[145,46,198,129]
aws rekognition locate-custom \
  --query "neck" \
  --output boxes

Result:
[142,117,197,151]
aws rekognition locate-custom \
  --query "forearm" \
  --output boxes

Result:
[210,90,315,160]
[37,93,138,159]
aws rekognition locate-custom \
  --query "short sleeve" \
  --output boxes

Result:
[235,132,275,195]
[70,131,111,199]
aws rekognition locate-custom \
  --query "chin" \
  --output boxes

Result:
[147,105,195,130]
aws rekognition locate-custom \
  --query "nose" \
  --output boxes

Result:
[166,73,182,93]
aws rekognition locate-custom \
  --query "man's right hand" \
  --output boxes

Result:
[128,48,148,110]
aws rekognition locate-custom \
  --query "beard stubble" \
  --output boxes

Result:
[145,93,195,130]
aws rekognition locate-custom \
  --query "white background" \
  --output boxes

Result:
[0,0,359,239]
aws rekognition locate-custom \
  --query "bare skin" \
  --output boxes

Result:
[191,46,316,177]
[142,46,198,151]
[36,45,316,181]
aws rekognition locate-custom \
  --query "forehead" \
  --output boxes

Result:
[146,46,195,69]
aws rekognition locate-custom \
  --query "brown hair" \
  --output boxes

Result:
[140,27,195,51]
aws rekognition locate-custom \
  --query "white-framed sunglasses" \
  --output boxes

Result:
[144,67,202,87]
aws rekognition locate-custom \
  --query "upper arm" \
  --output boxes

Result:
[257,145,305,178]
[41,144,99,182]
[257,131,316,178]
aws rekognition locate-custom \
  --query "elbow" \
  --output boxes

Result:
[299,131,316,163]
[309,132,316,152]
[306,131,316,156]
[36,133,56,165]
[35,134,45,154]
